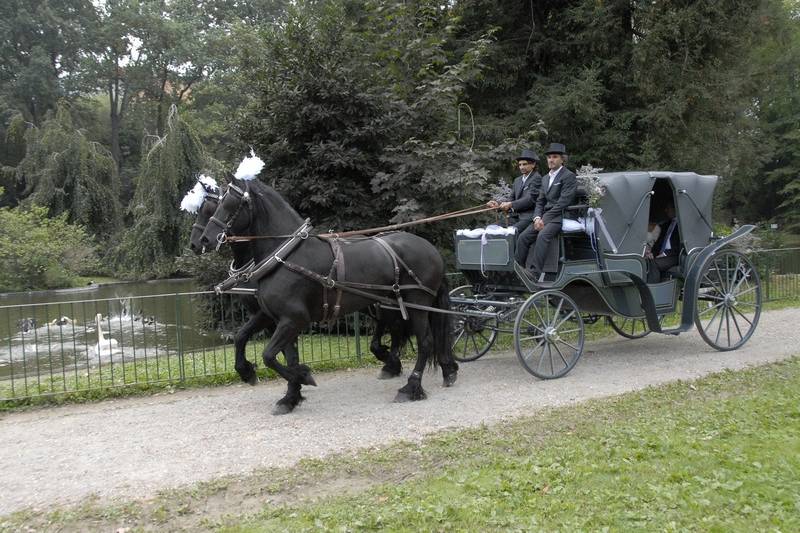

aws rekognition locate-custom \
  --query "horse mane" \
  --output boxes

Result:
[243,178,304,233]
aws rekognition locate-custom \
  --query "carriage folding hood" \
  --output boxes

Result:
[591,171,718,255]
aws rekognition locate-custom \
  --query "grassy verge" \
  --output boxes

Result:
[2,357,798,532]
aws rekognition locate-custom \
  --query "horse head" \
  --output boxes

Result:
[180,175,221,254]
[199,178,254,251]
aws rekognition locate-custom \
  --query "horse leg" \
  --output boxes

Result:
[370,313,403,379]
[394,312,431,402]
[429,284,458,387]
[274,339,304,413]
[261,319,316,415]
[234,311,273,386]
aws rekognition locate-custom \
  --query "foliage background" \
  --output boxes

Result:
[1,0,799,289]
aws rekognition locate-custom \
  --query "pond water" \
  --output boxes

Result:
[0,279,236,380]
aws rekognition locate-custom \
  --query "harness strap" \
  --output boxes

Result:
[371,236,407,319]
[374,236,434,295]
[215,258,256,293]
[214,219,312,294]
[322,239,345,323]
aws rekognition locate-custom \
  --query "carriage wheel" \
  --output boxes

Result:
[694,250,761,351]
[449,285,499,362]
[607,316,650,339]
[514,290,584,379]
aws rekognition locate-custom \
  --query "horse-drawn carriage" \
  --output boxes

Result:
[450,171,762,379]
[183,162,761,413]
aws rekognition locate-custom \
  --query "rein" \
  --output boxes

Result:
[223,204,498,242]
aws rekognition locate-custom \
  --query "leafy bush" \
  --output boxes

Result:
[0,200,99,291]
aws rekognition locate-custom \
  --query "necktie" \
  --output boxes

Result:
[660,219,678,255]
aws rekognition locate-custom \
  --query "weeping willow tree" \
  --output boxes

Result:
[14,106,121,239]
[113,105,209,278]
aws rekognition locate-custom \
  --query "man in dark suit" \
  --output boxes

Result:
[514,143,577,275]
[647,201,680,283]
[488,149,542,235]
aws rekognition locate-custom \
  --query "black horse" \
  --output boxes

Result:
[184,179,407,391]
[198,176,457,413]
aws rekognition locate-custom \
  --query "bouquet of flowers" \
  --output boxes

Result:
[576,164,606,207]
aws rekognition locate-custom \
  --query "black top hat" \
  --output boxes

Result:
[515,149,539,162]
[544,142,567,155]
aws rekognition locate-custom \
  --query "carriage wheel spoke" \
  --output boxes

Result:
[551,298,564,327]
[714,307,725,345]
[553,309,576,330]
[470,334,482,354]
[729,308,744,342]
[519,334,546,342]
[522,318,545,334]
[552,342,570,367]
[725,308,732,347]
[476,330,492,344]
[731,305,754,326]
[453,328,465,346]
[557,328,581,335]
[703,306,722,334]
[557,339,579,352]
[523,339,547,366]
[699,300,725,316]
[735,286,759,298]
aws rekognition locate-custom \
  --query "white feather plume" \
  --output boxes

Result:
[234,150,265,181]
[197,174,219,192]
[180,181,207,214]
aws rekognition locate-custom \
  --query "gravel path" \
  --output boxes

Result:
[1,308,798,515]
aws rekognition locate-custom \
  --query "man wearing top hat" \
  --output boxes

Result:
[514,142,577,275]
[487,149,542,235]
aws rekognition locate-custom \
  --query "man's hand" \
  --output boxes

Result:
[487,200,512,211]
[533,218,544,231]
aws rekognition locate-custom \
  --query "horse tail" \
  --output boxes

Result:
[428,275,453,368]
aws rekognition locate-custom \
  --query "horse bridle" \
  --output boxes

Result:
[190,190,220,235]
[206,182,252,250]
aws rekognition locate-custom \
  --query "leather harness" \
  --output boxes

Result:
[215,220,436,323]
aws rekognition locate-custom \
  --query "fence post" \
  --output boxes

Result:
[353,311,362,362]
[175,293,185,382]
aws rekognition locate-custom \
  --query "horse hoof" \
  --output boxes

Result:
[302,374,317,387]
[272,403,295,415]
[393,391,412,403]
[443,372,457,387]
[393,389,427,403]
[247,373,258,386]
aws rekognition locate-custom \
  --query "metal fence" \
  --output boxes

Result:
[750,247,800,302]
[2,248,798,403]
[0,291,374,404]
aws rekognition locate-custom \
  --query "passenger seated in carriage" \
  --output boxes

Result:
[486,149,542,235]
[646,199,680,283]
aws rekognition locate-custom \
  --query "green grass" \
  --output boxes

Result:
[3,357,799,532]
[228,358,800,532]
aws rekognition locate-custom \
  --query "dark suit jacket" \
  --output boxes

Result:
[533,167,578,224]
[653,218,680,257]
[509,171,541,222]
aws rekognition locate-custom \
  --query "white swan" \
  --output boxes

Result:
[94,313,121,357]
